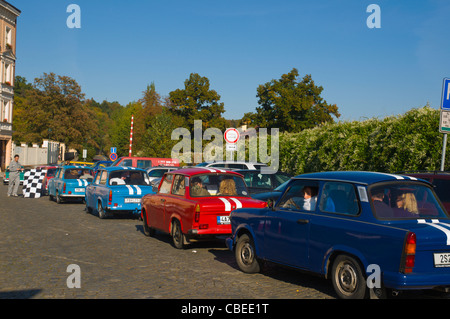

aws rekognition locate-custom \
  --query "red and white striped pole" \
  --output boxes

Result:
[129,115,134,156]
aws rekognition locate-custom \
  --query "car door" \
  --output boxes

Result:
[148,173,174,232]
[263,179,319,269]
[86,170,102,209]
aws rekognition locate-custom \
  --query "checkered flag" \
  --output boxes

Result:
[23,169,47,198]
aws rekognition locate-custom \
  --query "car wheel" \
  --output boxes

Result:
[97,201,108,219]
[56,192,63,204]
[235,234,261,273]
[331,254,368,299]
[171,219,186,249]
[142,210,155,237]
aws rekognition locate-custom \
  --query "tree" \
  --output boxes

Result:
[168,73,226,131]
[255,68,340,132]
[12,73,99,151]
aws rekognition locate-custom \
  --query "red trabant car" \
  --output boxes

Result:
[141,167,267,248]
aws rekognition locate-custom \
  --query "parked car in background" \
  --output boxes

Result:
[85,167,153,219]
[141,168,267,249]
[399,171,450,212]
[2,165,27,185]
[48,166,94,203]
[226,171,450,299]
[35,165,59,195]
[251,180,290,202]
[234,169,291,195]
[196,161,267,170]
[91,160,113,174]
[111,157,180,169]
[146,166,179,182]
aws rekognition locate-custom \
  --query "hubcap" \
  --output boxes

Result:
[337,263,358,294]
[240,242,254,265]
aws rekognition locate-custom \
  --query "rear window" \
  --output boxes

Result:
[190,174,249,197]
[430,179,450,203]
[369,182,448,220]
[109,170,150,186]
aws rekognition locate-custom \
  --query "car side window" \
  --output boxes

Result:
[159,174,174,194]
[277,180,319,212]
[94,171,103,184]
[119,159,132,167]
[171,175,186,196]
[100,171,108,185]
[319,182,360,216]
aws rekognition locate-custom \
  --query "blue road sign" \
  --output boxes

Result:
[110,153,118,161]
[111,147,117,154]
[441,78,450,110]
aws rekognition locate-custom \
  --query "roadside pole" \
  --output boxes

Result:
[439,78,450,171]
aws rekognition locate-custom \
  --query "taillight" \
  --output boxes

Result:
[194,204,200,223]
[108,190,112,205]
[402,232,416,274]
[63,183,66,193]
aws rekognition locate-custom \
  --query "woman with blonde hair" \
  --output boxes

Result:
[218,178,237,196]
[396,192,419,215]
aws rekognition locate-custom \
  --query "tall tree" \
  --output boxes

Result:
[255,68,340,132]
[168,73,226,131]
[13,73,99,151]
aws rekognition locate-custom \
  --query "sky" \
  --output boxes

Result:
[12,0,450,122]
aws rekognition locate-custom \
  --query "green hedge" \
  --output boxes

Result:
[279,106,447,175]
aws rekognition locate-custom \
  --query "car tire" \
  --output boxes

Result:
[171,219,186,249]
[331,254,368,299]
[56,192,63,204]
[142,210,155,237]
[235,233,261,274]
[97,201,108,219]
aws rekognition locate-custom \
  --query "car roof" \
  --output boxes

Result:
[164,167,243,177]
[234,169,291,174]
[399,171,450,180]
[62,165,93,169]
[98,166,147,172]
[292,171,427,185]
[197,161,266,165]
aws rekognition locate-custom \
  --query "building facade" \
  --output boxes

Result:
[0,0,19,171]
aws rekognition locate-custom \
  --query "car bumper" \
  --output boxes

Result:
[60,194,85,198]
[383,271,450,290]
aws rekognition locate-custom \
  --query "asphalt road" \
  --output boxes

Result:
[0,182,448,302]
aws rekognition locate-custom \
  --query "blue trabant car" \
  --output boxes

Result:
[85,166,154,219]
[226,171,450,299]
[48,165,94,203]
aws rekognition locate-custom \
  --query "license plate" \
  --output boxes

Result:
[75,188,85,193]
[434,253,450,267]
[125,198,141,203]
[217,215,230,225]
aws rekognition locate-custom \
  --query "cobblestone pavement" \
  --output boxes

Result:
[0,183,448,300]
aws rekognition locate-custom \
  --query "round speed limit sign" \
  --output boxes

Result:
[224,128,240,144]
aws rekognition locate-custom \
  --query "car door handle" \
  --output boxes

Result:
[296,219,309,224]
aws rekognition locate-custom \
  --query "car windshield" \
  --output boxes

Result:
[369,182,449,220]
[190,173,249,197]
[109,170,149,186]
[431,178,450,203]
[47,168,57,177]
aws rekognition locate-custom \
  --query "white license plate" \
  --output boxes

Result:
[434,253,450,267]
[217,215,230,225]
[125,198,141,203]
[75,188,85,193]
